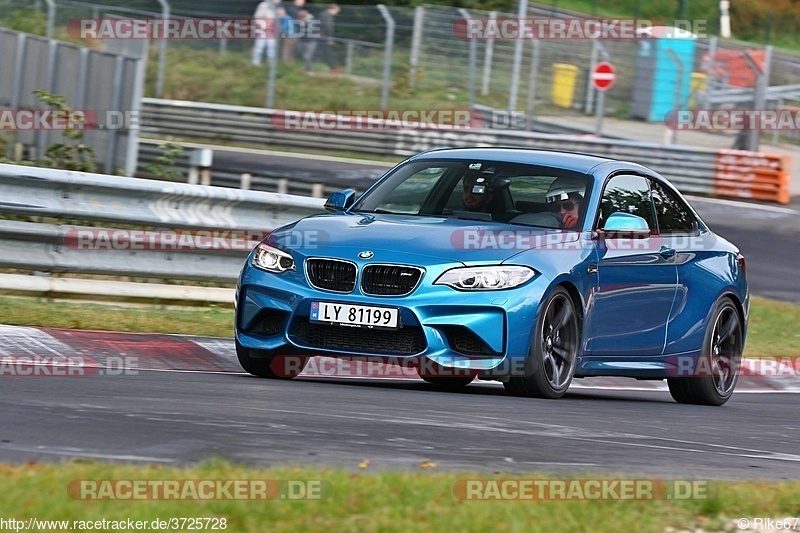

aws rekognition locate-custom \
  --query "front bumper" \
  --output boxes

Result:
[235,263,549,373]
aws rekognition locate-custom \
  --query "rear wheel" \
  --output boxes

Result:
[504,287,579,399]
[235,340,307,379]
[667,298,742,406]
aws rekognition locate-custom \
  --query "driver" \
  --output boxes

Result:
[462,172,493,212]
[545,176,585,229]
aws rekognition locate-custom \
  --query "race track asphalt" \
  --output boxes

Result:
[1,370,798,480]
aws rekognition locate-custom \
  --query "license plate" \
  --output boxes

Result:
[310,302,400,329]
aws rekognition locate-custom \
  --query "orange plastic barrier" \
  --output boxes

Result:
[714,150,791,204]
[700,50,767,88]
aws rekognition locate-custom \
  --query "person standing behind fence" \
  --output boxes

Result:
[297,10,318,74]
[284,0,306,61]
[276,6,295,62]
[313,3,341,73]
[251,0,278,66]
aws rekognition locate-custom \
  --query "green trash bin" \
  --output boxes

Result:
[552,63,579,108]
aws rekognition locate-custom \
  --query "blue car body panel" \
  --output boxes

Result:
[235,148,749,381]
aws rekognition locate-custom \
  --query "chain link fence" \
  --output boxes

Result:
[2,0,799,146]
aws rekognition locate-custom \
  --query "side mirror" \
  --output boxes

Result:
[598,212,651,238]
[324,189,356,212]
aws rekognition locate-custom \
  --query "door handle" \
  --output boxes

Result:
[659,246,676,259]
[588,263,598,275]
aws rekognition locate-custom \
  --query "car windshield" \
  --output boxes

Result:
[351,159,592,229]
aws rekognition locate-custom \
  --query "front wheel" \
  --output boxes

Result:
[504,287,579,399]
[667,298,742,406]
[235,340,307,379]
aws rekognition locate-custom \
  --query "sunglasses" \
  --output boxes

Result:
[549,201,577,212]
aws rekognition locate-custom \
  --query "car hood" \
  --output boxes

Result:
[268,212,582,265]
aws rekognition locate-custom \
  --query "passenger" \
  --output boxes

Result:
[545,176,585,229]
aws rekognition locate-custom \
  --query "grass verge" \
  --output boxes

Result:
[0,296,234,338]
[1,460,799,532]
[0,295,798,357]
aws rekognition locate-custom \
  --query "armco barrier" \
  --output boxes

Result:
[0,163,325,300]
[140,98,792,204]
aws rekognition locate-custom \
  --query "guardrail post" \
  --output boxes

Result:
[189,148,213,185]
[508,0,527,112]
[240,173,252,190]
[278,179,289,194]
[377,5,395,109]
[312,183,325,198]
[155,0,170,98]
[409,6,424,88]
[481,11,496,96]
[458,9,477,109]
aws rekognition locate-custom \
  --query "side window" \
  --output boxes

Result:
[650,181,697,234]
[599,174,657,231]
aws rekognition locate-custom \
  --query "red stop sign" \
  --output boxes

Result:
[592,62,616,91]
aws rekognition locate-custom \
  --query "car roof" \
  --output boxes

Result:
[408,147,644,175]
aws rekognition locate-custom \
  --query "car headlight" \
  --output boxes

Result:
[434,265,535,291]
[252,243,296,273]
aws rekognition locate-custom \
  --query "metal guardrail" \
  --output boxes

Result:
[140,98,791,204]
[0,164,326,294]
[0,163,323,230]
[136,142,350,198]
[703,84,800,106]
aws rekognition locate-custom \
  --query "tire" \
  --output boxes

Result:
[235,340,307,379]
[417,360,475,388]
[504,287,579,399]
[667,298,743,406]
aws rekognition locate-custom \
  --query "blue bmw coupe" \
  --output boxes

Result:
[235,148,748,405]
